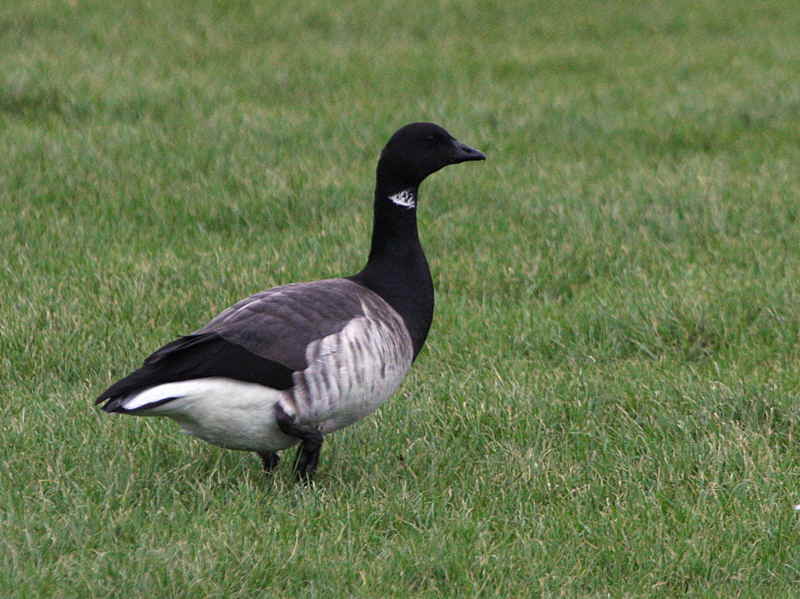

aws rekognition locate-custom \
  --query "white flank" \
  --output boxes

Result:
[120,378,298,452]
[388,189,416,209]
[290,300,413,433]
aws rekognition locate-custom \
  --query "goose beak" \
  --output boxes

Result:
[452,140,486,163]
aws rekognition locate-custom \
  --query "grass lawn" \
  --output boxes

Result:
[3,0,800,596]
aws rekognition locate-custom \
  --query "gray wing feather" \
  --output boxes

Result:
[195,278,375,371]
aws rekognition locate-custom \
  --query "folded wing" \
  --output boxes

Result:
[96,279,372,406]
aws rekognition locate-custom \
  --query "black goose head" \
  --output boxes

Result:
[377,122,486,191]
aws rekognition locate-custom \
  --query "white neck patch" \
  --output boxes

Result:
[388,189,416,209]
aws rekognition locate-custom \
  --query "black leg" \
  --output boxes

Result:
[274,403,324,482]
[292,442,322,481]
[257,451,280,473]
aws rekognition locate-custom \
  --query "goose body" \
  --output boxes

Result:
[96,122,485,480]
[103,280,412,451]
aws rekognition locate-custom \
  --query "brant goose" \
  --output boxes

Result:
[96,122,485,481]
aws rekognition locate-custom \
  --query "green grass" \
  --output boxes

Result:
[3,0,800,596]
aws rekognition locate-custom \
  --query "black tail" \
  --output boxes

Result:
[99,396,128,413]
[95,333,295,407]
